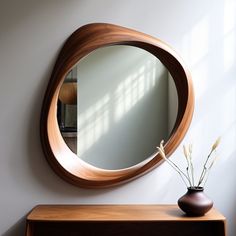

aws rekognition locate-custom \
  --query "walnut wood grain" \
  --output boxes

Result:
[40,23,195,188]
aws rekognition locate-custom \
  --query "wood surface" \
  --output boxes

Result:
[25,205,226,236]
[27,204,225,222]
[40,23,195,188]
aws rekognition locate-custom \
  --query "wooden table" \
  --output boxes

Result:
[25,205,226,236]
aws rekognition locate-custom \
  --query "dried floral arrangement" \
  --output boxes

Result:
[156,138,221,188]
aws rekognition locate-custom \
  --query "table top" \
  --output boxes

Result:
[27,204,226,222]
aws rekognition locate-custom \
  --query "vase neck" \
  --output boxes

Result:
[187,187,204,192]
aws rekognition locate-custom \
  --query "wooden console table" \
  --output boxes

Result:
[25,205,226,236]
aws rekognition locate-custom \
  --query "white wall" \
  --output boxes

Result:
[0,0,235,235]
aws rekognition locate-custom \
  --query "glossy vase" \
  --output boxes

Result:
[178,187,213,216]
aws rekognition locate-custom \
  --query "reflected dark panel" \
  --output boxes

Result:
[57,67,77,153]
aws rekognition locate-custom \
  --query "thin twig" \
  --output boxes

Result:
[157,147,191,187]
[183,145,193,187]
[197,149,214,187]
[188,144,195,186]
[157,138,220,188]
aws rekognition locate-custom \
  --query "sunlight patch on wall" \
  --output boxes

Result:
[182,17,209,67]
[224,0,236,71]
[224,31,236,71]
[181,17,210,100]
[220,121,236,162]
[219,84,236,131]
[219,83,236,161]
[224,0,236,35]
[223,0,236,72]
[191,62,209,100]
[191,83,236,165]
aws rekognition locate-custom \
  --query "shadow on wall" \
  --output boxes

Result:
[2,216,26,236]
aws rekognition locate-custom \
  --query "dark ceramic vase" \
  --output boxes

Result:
[178,187,213,216]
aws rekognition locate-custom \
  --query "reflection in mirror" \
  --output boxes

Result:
[57,45,178,170]
[58,68,77,153]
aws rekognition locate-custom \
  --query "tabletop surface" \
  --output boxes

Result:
[27,204,226,222]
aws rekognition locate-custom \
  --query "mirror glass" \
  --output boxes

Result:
[57,45,178,170]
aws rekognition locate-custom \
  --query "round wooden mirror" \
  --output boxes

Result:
[40,23,194,188]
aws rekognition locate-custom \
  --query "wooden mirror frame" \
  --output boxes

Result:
[40,23,194,188]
